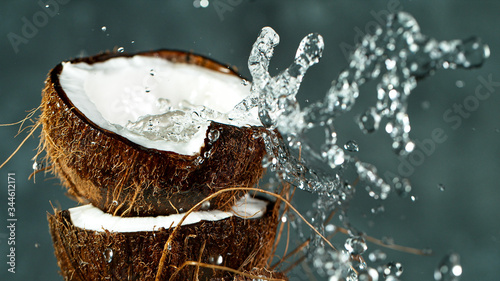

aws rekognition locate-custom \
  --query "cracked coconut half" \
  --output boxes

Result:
[48,194,281,280]
[41,50,270,217]
[41,50,285,280]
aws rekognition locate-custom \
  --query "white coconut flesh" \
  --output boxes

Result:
[59,55,260,155]
[69,194,268,233]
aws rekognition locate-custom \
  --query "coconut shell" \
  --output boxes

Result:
[232,268,288,280]
[40,50,268,217]
[208,268,288,281]
[48,199,280,281]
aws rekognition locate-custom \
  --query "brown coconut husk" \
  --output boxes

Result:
[232,268,288,280]
[208,267,288,281]
[40,50,268,217]
[48,198,280,281]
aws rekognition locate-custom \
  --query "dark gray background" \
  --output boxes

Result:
[1,1,499,280]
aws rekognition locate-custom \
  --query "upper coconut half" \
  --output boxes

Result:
[40,50,268,216]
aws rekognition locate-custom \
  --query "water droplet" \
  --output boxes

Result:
[325,224,336,233]
[261,156,271,168]
[241,79,249,86]
[131,40,135,44]
[216,255,223,265]
[437,183,446,191]
[357,162,391,200]
[117,47,125,53]
[455,80,465,88]
[209,255,223,265]
[344,236,367,255]
[393,177,412,198]
[434,253,462,281]
[344,140,359,152]
[193,0,209,8]
[385,59,396,70]
[207,129,220,143]
[104,248,113,263]
[358,267,379,281]
[167,243,172,251]
[203,150,212,158]
[194,156,204,166]
[45,4,50,8]
[35,243,40,248]
[421,100,431,110]
[322,145,345,168]
[370,205,385,214]
[368,249,387,262]
[101,26,107,32]
[410,195,418,202]
[112,200,118,206]
[383,262,404,277]
[405,141,415,153]
[33,161,44,171]
[200,200,210,210]
[366,183,389,200]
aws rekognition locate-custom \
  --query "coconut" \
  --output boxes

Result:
[48,195,280,281]
[232,268,288,281]
[209,268,288,281]
[40,50,268,216]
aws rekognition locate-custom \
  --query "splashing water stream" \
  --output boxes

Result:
[242,12,488,280]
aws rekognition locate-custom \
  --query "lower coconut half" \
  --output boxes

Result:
[48,195,283,281]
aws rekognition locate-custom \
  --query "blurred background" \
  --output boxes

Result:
[0,1,499,280]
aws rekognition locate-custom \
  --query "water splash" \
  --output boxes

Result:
[244,11,488,281]
[247,12,488,201]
